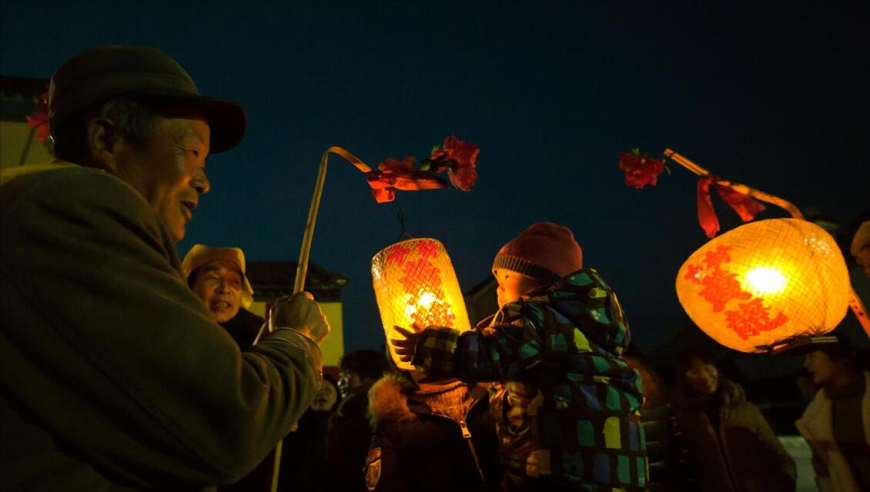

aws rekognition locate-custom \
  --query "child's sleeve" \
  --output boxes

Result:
[411,303,554,382]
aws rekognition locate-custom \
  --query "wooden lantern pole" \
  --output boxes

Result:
[252,146,371,492]
[663,149,870,340]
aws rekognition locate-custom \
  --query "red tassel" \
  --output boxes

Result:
[696,176,767,238]
[697,176,720,238]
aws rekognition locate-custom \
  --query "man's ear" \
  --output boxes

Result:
[85,117,123,171]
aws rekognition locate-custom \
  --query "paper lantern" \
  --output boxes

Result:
[372,238,472,370]
[676,218,851,353]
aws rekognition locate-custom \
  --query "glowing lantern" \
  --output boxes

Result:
[676,218,851,353]
[372,238,472,369]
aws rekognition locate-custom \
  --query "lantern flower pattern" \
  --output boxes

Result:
[676,219,851,353]
[372,238,472,370]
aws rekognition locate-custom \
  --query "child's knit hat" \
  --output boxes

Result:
[492,222,583,285]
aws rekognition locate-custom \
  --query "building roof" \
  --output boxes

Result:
[246,261,347,302]
[0,76,48,122]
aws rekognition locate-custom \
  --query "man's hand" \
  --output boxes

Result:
[269,292,330,346]
[391,325,421,363]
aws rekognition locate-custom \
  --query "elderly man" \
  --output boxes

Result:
[1,46,328,491]
[852,220,870,279]
[182,244,264,348]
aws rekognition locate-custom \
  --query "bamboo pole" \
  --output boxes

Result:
[258,146,370,492]
[663,149,870,340]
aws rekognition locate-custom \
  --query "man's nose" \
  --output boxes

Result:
[192,169,210,195]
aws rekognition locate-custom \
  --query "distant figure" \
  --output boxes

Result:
[326,350,388,491]
[624,346,695,491]
[279,375,342,492]
[670,348,796,492]
[851,220,870,279]
[182,244,263,348]
[796,336,870,491]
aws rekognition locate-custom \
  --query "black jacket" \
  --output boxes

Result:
[365,375,499,492]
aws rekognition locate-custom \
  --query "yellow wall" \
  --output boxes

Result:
[249,301,344,366]
[0,121,54,169]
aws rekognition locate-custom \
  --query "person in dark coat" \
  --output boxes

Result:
[624,346,696,491]
[279,375,342,492]
[0,45,329,491]
[364,371,500,492]
[326,349,388,492]
[670,348,796,492]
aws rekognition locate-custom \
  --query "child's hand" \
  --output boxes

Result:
[391,325,421,363]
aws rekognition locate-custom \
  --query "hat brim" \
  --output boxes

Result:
[145,93,247,154]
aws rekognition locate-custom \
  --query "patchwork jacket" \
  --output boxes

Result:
[412,268,648,491]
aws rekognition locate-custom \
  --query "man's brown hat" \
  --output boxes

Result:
[49,45,246,153]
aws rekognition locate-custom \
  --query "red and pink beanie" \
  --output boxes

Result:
[492,222,583,285]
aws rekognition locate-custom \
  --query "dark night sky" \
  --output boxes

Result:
[2,1,868,354]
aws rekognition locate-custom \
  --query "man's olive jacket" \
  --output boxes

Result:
[1,163,322,491]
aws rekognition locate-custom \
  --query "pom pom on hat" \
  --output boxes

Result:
[492,222,583,284]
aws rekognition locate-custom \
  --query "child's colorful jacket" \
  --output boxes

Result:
[411,268,648,491]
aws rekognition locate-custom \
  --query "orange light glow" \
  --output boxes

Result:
[372,238,472,370]
[676,219,850,353]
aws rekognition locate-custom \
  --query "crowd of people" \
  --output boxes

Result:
[1,44,868,492]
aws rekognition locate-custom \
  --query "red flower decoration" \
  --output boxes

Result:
[366,156,448,203]
[618,149,666,189]
[428,136,480,191]
[26,89,50,143]
[363,136,480,203]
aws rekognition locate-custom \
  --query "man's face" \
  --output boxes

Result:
[804,351,842,386]
[337,370,364,399]
[311,380,339,412]
[856,246,870,279]
[191,260,244,323]
[116,114,211,243]
[684,357,719,395]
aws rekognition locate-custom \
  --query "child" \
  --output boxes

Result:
[394,222,647,491]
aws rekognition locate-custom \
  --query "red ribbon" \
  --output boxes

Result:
[697,176,766,238]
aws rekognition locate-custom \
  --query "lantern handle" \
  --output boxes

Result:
[663,149,805,220]
[293,147,370,293]
[252,145,371,492]
[664,149,870,341]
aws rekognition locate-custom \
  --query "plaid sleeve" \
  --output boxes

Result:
[411,327,462,377]
[410,306,551,382]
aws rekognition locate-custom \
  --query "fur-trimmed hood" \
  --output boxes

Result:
[367,374,417,428]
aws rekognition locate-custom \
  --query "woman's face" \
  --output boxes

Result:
[804,351,845,386]
[310,380,339,412]
[684,357,719,395]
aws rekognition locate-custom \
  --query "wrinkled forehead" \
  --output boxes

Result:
[198,260,243,278]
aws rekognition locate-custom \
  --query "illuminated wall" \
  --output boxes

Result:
[249,300,344,366]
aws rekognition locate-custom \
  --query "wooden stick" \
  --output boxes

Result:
[266,146,370,492]
[663,148,870,340]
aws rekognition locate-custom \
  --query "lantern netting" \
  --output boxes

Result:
[372,238,472,369]
[676,219,851,353]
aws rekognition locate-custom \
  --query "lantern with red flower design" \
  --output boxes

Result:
[372,238,472,370]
